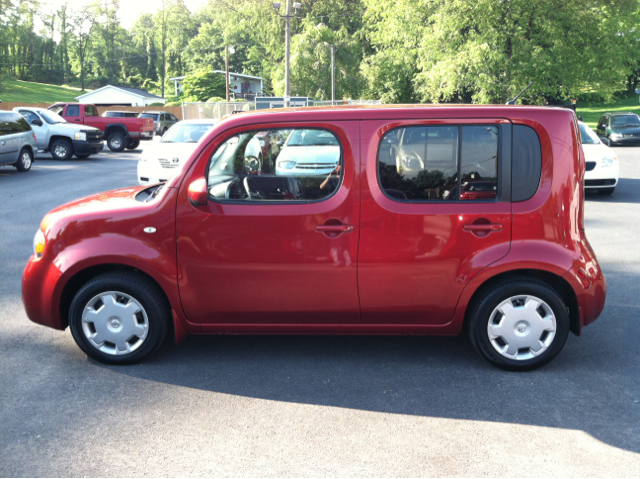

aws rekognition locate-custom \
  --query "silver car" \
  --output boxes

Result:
[0,111,36,172]
[138,111,179,136]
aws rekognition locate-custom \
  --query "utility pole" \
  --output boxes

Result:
[273,1,301,107]
[330,45,335,104]
[225,45,230,102]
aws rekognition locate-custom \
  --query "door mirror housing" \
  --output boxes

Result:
[188,177,208,206]
[31,119,43,127]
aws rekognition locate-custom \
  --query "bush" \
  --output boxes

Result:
[164,101,182,107]
[206,96,225,103]
[182,70,226,102]
[147,102,165,107]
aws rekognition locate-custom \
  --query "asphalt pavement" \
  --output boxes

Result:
[0,142,638,477]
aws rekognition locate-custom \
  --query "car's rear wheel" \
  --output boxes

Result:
[68,272,170,365]
[126,139,140,150]
[598,187,615,195]
[15,148,33,171]
[107,132,126,152]
[468,278,570,371]
[51,139,73,160]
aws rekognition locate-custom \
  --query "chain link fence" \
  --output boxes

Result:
[182,99,382,120]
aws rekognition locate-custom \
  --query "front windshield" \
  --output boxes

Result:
[40,110,67,125]
[579,123,600,144]
[611,115,640,127]
[161,123,215,143]
[286,129,340,147]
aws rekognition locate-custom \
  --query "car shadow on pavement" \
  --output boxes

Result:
[99,295,639,454]
[586,177,640,203]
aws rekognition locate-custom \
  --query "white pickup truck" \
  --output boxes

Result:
[14,107,104,160]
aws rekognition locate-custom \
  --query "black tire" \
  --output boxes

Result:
[50,138,73,160]
[126,139,140,150]
[68,272,170,365]
[107,132,126,152]
[468,278,570,371]
[598,187,615,195]
[75,154,90,159]
[15,148,33,172]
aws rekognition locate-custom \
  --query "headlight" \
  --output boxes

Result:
[610,133,622,138]
[74,131,87,141]
[33,229,46,260]
[401,155,421,169]
[278,161,296,169]
[601,156,617,168]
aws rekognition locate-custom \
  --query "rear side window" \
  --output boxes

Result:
[0,113,31,134]
[377,125,499,202]
[512,125,542,202]
[207,128,342,202]
[66,105,80,117]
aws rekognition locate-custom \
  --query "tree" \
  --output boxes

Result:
[182,69,226,101]
[70,3,98,91]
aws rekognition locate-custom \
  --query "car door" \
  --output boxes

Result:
[358,119,512,325]
[176,121,361,326]
[18,110,47,149]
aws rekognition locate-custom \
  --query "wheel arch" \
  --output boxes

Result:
[58,263,177,342]
[47,135,72,150]
[462,268,581,336]
[104,124,129,138]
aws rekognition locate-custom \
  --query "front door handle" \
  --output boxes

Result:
[463,223,503,232]
[316,224,354,233]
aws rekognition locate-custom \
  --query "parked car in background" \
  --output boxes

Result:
[48,103,154,152]
[0,111,36,171]
[102,111,139,118]
[137,120,216,185]
[139,111,179,136]
[15,107,103,160]
[580,121,619,195]
[23,105,605,371]
[274,129,340,177]
[596,112,640,146]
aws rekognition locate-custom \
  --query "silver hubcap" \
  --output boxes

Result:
[110,137,122,148]
[81,291,149,356]
[54,144,67,157]
[21,152,31,168]
[487,295,557,361]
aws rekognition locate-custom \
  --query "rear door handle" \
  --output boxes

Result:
[316,224,354,233]
[463,223,503,232]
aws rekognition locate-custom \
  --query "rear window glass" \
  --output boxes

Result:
[140,113,159,120]
[512,125,542,202]
[377,125,499,202]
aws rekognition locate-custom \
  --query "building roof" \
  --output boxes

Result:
[76,85,165,100]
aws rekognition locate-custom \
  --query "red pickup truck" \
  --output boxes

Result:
[48,103,154,152]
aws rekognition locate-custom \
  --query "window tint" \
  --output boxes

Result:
[207,128,342,202]
[0,113,31,133]
[377,125,498,202]
[66,105,80,117]
[139,113,159,120]
[19,110,40,125]
[512,125,542,202]
[84,105,98,117]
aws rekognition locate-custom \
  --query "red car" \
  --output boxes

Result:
[22,105,606,371]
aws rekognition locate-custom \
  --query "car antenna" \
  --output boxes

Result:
[506,81,533,105]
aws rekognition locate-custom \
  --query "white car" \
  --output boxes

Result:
[579,121,619,195]
[137,120,216,185]
[275,129,340,176]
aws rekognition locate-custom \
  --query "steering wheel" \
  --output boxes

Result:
[243,176,265,200]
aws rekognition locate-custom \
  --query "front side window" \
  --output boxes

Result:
[378,125,498,202]
[207,128,342,202]
[19,110,40,124]
[66,105,79,117]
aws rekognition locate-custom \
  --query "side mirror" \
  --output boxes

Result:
[188,177,208,206]
[31,119,43,127]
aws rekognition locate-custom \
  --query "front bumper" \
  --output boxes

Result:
[72,140,104,155]
[22,256,65,330]
[609,136,640,145]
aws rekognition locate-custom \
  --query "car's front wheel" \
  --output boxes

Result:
[468,279,570,371]
[15,148,33,171]
[68,272,170,365]
[126,139,140,150]
[51,139,73,160]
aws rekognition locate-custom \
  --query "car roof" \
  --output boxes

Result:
[141,111,164,114]
[605,112,638,116]
[13,106,47,113]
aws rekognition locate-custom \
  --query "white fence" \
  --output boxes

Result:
[182,99,382,120]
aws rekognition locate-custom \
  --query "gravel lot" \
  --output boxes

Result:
[0,142,638,477]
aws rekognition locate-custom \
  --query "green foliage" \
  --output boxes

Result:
[0,79,86,103]
[164,100,182,106]
[578,93,640,129]
[206,96,225,103]
[182,70,226,101]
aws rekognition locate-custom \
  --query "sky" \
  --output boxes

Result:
[39,0,209,29]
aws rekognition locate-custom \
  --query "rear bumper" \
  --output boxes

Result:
[22,256,65,330]
[562,239,606,334]
[72,140,104,155]
[130,131,154,141]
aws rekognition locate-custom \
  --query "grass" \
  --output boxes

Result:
[578,93,640,129]
[0,79,89,103]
